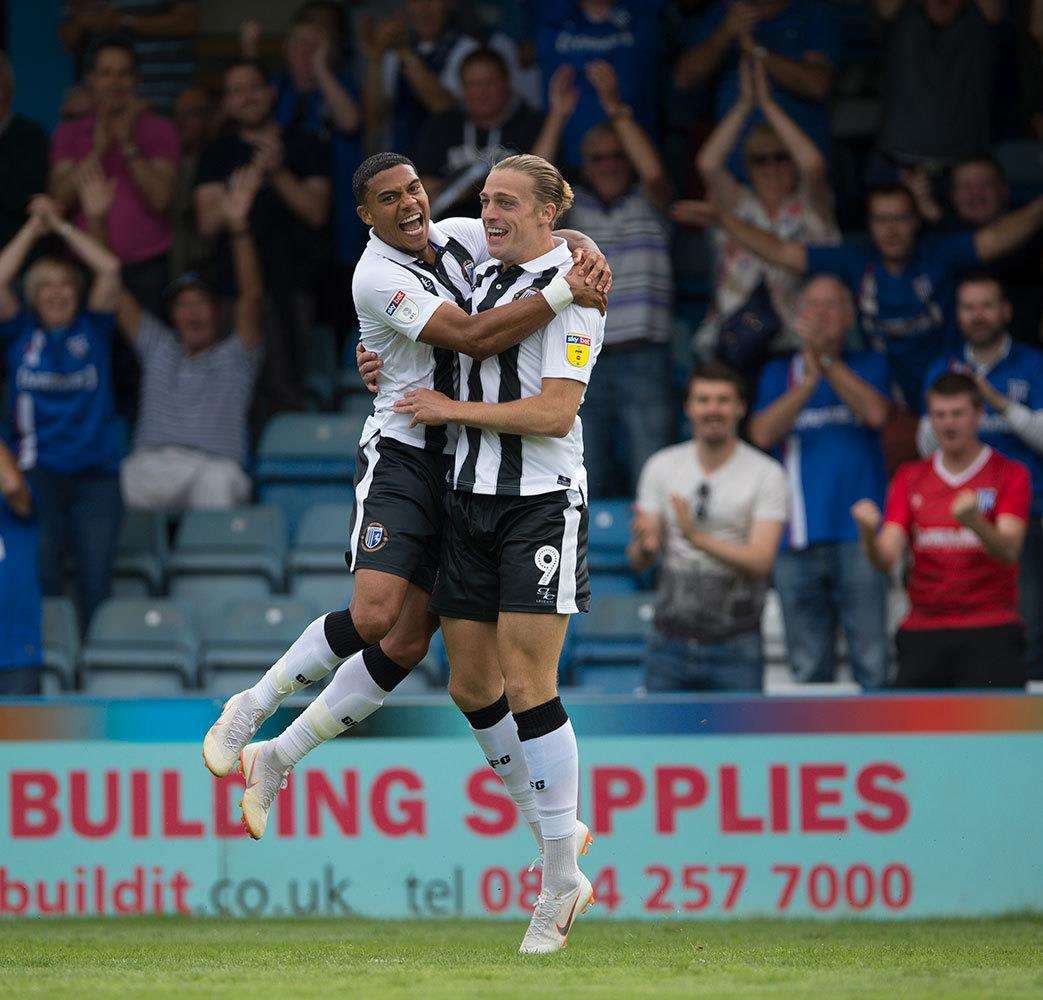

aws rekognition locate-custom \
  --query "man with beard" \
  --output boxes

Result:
[629,361,788,692]
[919,274,1043,678]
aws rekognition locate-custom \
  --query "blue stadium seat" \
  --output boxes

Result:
[80,599,199,689]
[587,499,632,572]
[200,597,317,676]
[114,510,168,595]
[289,572,354,611]
[572,593,655,666]
[589,571,638,596]
[573,664,645,694]
[168,505,287,591]
[255,414,365,534]
[289,503,354,573]
[169,574,274,618]
[41,597,79,691]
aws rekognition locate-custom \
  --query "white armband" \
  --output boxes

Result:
[541,274,574,315]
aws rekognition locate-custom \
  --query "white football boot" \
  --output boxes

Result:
[202,690,270,777]
[529,820,594,872]
[239,741,292,840]
[519,871,595,955]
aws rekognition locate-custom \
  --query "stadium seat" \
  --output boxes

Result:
[587,499,632,573]
[589,571,638,596]
[571,593,655,667]
[303,325,338,409]
[254,414,365,533]
[200,597,317,677]
[167,505,287,592]
[169,574,274,618]
[573,664,645,694]
[340,393,374,420]
[114,510,168,595]
[289,571,354,611]
[41,597,79,691]
[80,599,199,690]
[289,503,355,573]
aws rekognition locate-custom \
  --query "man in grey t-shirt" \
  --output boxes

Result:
[628,362,788,692]
[116,169,263,510]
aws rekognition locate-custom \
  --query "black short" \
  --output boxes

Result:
[347,434,447,594]
[430,489,590,622]
[894,623,1027,689]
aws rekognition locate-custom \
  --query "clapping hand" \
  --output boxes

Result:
[250,128,284,175]
[631,507,662,559]
[950,489,981,527]
[75,161,116,221]
[585,60,622,116]
[222,167,262,232]
[546,65,580,121]
[27,194,62,233]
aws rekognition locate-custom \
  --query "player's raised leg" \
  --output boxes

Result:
[202,569,416,777]
[238,581,437,838]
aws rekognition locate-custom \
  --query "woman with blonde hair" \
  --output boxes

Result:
[673,54,839,374]
[0,194,123,632]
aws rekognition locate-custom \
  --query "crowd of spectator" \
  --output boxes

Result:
[0,0,1042,697]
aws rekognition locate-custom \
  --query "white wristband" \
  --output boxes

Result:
[541,274,574,315]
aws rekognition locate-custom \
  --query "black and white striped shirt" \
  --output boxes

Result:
[352,218,490,453]
[451,238,605,496]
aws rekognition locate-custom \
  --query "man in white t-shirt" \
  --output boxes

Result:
[629,361,788,692]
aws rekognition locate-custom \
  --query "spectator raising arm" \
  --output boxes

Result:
[30,196,121,313]
[531,65,579,163]
[110,97,177,215]
[0,440,30,519]
[584,61,670,210]
[0,209,49,320]
[696,199,810,273]
[674,1,759,91]
[851,499,905,573]
[749,352,822,450]
[950,487,1026,563]
[312,36,362,135]
[742,33,834,104]
[973,196,1043,263]
[753,57,831,217]
[222,169,264,349]
[75,160,116,245]
[695,56,755,209]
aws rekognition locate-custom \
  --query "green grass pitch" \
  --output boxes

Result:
[1,916,1041,999]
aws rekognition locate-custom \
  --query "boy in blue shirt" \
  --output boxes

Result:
[919,274,1043,679]
[699,184,1043,410]
[752,275,891,688]
[0,441,41,695]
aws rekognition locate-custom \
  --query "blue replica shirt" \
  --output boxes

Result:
[685,0,842,163]
[755,350,890,548]
[806,231,979,410]
[535,0,664,166]
[0,499,41,670]
[1,310,121,475]
[275,71,365,265]
[923,338,1043,516]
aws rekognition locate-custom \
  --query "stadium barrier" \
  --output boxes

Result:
[1,694,1041,920]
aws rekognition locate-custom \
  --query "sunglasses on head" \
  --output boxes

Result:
[748,152,791,167]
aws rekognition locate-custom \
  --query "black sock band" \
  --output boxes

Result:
[513,697,568,742]
[362,644,411,693]
[463,693,511,730]
[323,609,366,659]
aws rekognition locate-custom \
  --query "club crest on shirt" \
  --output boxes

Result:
[1007,379,1030,404]
[975,488,997,513]
[66,334,89,359]
[565,334,591,367]
[362,522,390,552]
[386,290,420,323]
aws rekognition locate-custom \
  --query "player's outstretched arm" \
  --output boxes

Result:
[395,377,586,439]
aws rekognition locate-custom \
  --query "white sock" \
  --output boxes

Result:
[250,616,344,714]
[272,650,389,767]
[469,712,542,850]
[518,717,580,891]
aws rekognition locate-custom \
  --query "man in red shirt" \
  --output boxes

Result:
[852,372,1031,688]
